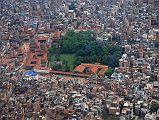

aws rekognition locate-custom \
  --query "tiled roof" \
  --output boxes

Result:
[98,68,108,76]
[74,65,85,73]
[35,36,49,41]
[81,63,108,69]
[54,31,61,38]
[91,67,98,74]
[74,63,108,76]
[50,70,90,77]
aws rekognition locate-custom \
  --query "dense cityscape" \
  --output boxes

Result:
[0,0,159,120]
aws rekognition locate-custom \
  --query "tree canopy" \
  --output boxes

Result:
[48,30,123,71]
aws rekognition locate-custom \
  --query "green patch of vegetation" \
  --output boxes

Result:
[40,46,45,51]
[41,61,46,67]
[106,67,114,78]
[48,30,123,74]
[60,54,76,71]
[48,54,76,71]
[50,55,57,61]
[41,61,46,64]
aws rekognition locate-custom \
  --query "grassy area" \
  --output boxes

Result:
[50,55,56,61]
[60,54,76,71]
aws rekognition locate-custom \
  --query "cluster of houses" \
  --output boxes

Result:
[0,0,159,120]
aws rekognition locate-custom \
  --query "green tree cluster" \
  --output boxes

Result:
[49,31,123,72]
[105,68,114,78]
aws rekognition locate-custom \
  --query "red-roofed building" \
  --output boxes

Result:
[25,49,48,69]
[54,31,61,38]
[74,65,86,73]
[74,63,109,77]
[91,67,98,74]
[50,70,90,78]
[52,31,62,42]
[98,68,108,77]
[35,36,49,43]
[24,35,49,69]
